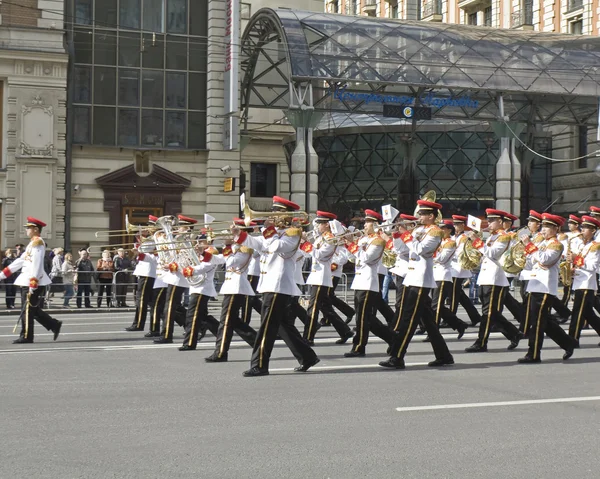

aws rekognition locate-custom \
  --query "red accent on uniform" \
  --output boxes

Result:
[2,267,11,277]
[417,200,442,210]
[582,215,600,228]
[177,215,198,224]
[452,215,467,222]
[148,215,158,223]
[590,206,600,214]
[524,242,539,255]
[541,213,565,227]
[300,242,313,253]
[392,232,402,239]
[222,246,232,257]
[168,262,179,272]
[399,231,413,243]
[202,252,212,262]
[236,231,248,244]
[272,196,300,211]
[24,217,46,228]
[316,211,337,220]
[528,210,543,221]
[364,209,383,222]
[573,255,585,268]
[400,214,418,221]
[485,208,510,219]
[182,266,194,278]
[472,238,484,250]
[503,212,518,222]
[568,215,582,224]
[138,253,146,261]
[262,226,277,239]
[385,239,394,250]
[346,242,359,254]
[29,278,39,289]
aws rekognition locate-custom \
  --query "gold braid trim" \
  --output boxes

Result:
[31,237,44,247]
[497,234,511,243]
[590,243,600,252]
[371,238,386,247]
[239,246,254,254]
[285,227,302,237]
[428,227,444,238]
[442,240,457,249]
[546,241,563,251]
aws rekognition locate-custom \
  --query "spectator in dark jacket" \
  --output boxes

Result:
[76,249,94,308]
[2,249,17,308]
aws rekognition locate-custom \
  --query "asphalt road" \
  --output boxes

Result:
[2,299,600,478]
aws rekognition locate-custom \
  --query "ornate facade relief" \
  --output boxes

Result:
[19,95,54,158]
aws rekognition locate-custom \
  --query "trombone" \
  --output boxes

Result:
[95,214,159,238]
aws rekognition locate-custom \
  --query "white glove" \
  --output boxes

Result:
[0,272,5,281]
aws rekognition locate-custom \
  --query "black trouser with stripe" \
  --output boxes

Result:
[149,287,166,333]
[503,288,524,325]
[182,294,213,349]
[551,295,571,318]
[213,294,257,358]
[476,285,520,347]
[450,277,482,325]
[350,289,393,353]
[562,285,572,305]
[432,281,468,331]
[249,292,317,371]
[160,285,186,341]
[525,293,577,360]
[18,287,60,341]
[568,289,600,341]
[377,274,396,327]
[388,286,453,361]
[241,275,262,324]
[304,285,352,342]
[290,295,308,326]
[131,276,155,329]
[329,276,355,319]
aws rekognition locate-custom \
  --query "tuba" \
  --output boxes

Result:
[153,216,179,265]
[382,249,397,268]
[174,233,206,287]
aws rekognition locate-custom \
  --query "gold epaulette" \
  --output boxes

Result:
[371,238,386,247]
[323,231,334,239]
[239,246,254,255]
[590,243,600,252]
[31,237,44,247]
[285,227,302,237]
[442,240,456,249]
[428,227,444,238]
[497,234,511,243]
[558,233,568,241]
[206,246,219,255]
[547,241,563,251]
[532,233,544,244]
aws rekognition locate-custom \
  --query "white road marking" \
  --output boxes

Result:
[270,362,429,373]
[395,396,600,412]
[0,322,129,328]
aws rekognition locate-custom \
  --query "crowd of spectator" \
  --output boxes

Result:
[0,246,137,309]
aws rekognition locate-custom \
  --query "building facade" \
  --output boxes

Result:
[323,0,600,215]
[0,1,68,249]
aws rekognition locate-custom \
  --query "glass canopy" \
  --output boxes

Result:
[241,8,600,125]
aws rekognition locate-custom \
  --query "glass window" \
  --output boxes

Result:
[189,0,207,37]
[74,66,92,103]
[93,107,116,145]
[93,67,116,104]
[189,38,207,72]
[142,110,163,146]
[119,0,140,29]
[118,31,140,67]
[251,163,277,198]
[165,72,185,108]
[95,0,117,26]
[167,0,187,34]
[143,0,165,32]
[165,111,185,147]
[578,126,588,168]
[75,0,92,25]
[188,112,206,149]
[241,3,251,19]
[118,69,140,106]
[74,28,93,64]
[141,70,163,107]
[118,109,139,145]
[73,106,91,143]
[166,35,187,70]
[142,33,164,69]
[94,30,117,65]
[188,73,206,110]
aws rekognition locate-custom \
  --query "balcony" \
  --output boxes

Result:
[422,0,443,21]
[565,0,584,18]
[363,0,377,14]
[510,3,533,29]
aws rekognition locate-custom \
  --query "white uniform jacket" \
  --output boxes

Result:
[236,227,303,296]
[3,236,51,288]
[134,250,158,278]
[389,235,410,278]
[475,230,511,287]
[294,250,308,286]
[525,237,563,296]
[248,249,261,277]
[398,225,442,289]
[332,246,352,279]
[306,233,336,287]
[219,245,255,296]
[188,250,225,297]
[349,234,385,292]
[153,265,167,289]
[433,237,457,283]
[159,262,190,288]
[519,231,543,281]
[571,240,600,291]
[451,233,473,279]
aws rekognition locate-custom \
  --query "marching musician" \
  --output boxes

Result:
[431,220,468,339]
[387,214,418,331]
[232,196,319,377]
[126,216,157,332]
[560,215,583,306]
[0,217,62,343]
[343,209,394,357]
[450,215,482,326]
[465,209,523,353]
[300,211,354,346]
[237,218,263,325]
[328,236,355,325]
[518,210,544,330]
[379,199,454,369]
[500,212,525,329]
[291,217,311,329]
[587,206,600,315]
[205,239,258,361]
[371,211,396,327]
[518,213,577,363]
[567,216,600,344]
[153,214,195,344]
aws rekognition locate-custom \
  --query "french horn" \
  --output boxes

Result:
[414,190,443,224]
